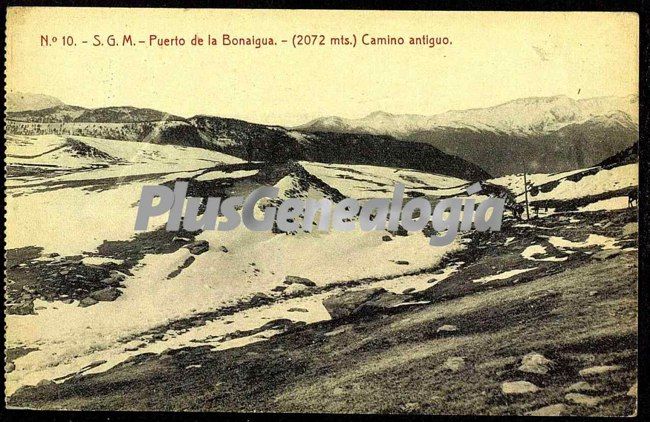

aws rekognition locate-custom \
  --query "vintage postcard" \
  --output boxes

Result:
[4,7,639,416]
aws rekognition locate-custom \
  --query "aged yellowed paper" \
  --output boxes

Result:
[4,7,639,415]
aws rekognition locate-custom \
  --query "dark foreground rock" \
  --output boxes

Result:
[322,288,403,319]
[283,276,317,287]
[185,240,209,255]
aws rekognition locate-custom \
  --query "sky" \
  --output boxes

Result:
[6,8,639,126]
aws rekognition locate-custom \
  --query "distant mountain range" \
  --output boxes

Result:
[296,95,638,138]
[6,93,638,177]
[5,105,489,181]
[296,95,639,175]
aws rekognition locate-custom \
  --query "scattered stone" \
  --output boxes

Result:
[622,222,638,237]
[501,381,540,395]
[48,252,60,258]
[525,404,568,416]
[589,290,598,297]
[627,382,637,398]
[6,362,15,373]
[442,356,466,372]
[565,393,603,406]
[89,287,120,302]
[172,236,191,242]
[287,307,309,313]
[382,235,393,242]
[402,287,416,294]
[250,292,272,305]
[324,326,349,337]
[400,402,422,413]
[61,298,75,305]
[437,324,458,333]
[36,379,55,387]
[185,240,209,255]
[109,270,127,281]
[271,285,287,292]
[282,283,310,297]
[566,381,596,392]
[100,277,120,286]
[395,260,410,265]
[219,246,229,253]
[579,365,623,377]
[79,297,99,307]
[283,276,317,287]
[518,352,553,374]
[592,249,622,261]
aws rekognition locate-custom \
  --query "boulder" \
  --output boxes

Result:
[592,249,622,261]
[36,379,56,387]
[622,222,638,237]
[402,287,416,294]
[287,307,309,313]
[89,287,120,302]
[249,292,272,305]
[79,297,99,307]
[525,404,567,416]
[185,240,209,255]
[6,362,16,373]
[283,276,317,287]
[442,357,466,372]
[282,283,310,297]
[628,382,637,397]
[579,365,623,377]
[437,324,458,333]
[518,352,553,374]
[324,326,350,337]
[355,291,403,315]
[565,393,603,406]
[566,381,596,392]
[395,260,410,265]
[501,381,540,395]
[382,235,393,242]
[100,277,120,286]
[322,288,399,319]
[220,245,229,253]
[109,270,127,281]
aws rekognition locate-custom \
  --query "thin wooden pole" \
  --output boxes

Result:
[523,172,530,220]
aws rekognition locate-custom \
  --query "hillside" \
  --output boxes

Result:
[407,112,638,176]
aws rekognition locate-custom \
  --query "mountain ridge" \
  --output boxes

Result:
[6,108,490,181]
[296,94,638,138]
